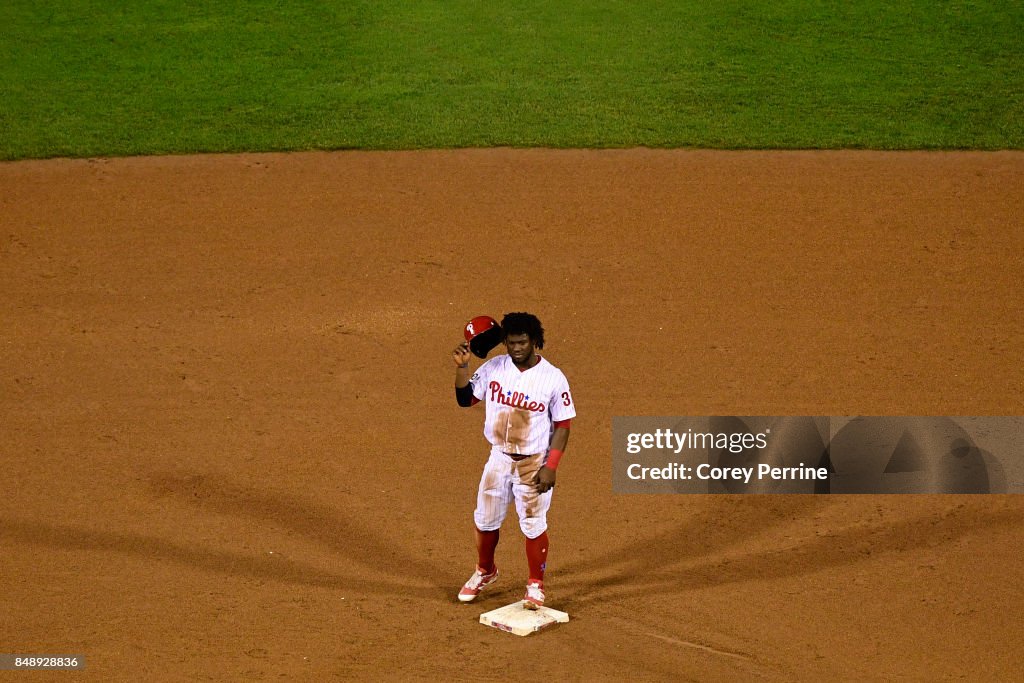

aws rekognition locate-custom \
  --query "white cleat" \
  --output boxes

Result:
[523,580,545,610]
[458,566,499,603]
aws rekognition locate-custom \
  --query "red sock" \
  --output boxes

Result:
[525,531,549,582]
[476,528,499,573]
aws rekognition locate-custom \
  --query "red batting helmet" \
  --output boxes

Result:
[464,315,503,359]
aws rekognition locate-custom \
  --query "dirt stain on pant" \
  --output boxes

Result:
[516,454,543,518]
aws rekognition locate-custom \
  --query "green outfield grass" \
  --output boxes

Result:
[1,1,1022,158]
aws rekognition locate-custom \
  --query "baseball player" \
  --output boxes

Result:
[452,312,575,609]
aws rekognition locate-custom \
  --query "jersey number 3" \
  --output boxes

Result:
[561,392,572,406]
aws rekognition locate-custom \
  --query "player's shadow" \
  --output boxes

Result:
[555,496,825,601]
[1,471,453,601]
[557,498,1024,608]
[0,515,441,598]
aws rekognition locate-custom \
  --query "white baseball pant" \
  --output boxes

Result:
[473,446,552,539]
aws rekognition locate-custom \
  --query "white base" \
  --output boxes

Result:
[479,601,570,636]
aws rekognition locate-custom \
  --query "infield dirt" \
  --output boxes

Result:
[2,149,1022,680]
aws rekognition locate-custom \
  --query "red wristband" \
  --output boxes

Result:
[546,448,564,470]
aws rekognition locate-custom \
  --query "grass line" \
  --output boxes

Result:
[1,1,1022,158]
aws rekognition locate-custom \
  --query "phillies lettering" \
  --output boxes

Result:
[489,381,547,413]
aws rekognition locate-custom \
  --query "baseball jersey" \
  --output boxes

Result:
[470,354,575,455]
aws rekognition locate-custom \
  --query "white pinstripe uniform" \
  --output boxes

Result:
[469,354,575,539]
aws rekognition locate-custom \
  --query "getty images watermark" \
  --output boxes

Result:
[612,417,1022,494]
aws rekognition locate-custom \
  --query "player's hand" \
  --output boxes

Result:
[536,466,556,493]
[453,341,472,368]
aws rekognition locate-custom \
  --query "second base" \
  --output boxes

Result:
[479,601,570,636]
